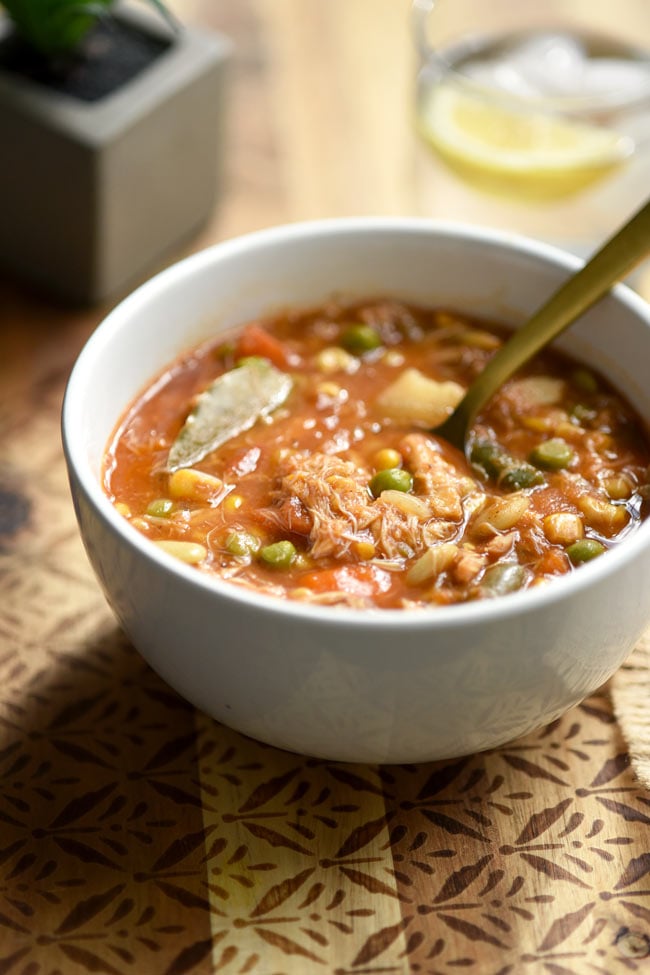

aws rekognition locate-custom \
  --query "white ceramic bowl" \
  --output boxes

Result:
[62,219,650,764]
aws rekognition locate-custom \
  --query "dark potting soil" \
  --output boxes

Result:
[0,17,172,102]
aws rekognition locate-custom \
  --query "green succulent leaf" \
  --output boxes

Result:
[1,0,175,58]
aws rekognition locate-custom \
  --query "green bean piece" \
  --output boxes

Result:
[260,539,297,569]
[529,438,576,470]
[572,368,599,395]
[340,323,383,355]
[470,440,504,481]
[470,439,543,491]
[566,538,606,565]
[500,466,545,490]
[147,498,174,518]
[480,562,528,597]
[226,529,261,557]
[369,467,413,497]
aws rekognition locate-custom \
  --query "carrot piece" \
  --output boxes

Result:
[235,324,291,369]
[301,564,393,597]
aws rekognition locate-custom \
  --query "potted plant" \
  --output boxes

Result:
[0,1,230,303]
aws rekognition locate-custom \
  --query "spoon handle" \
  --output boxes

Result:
[435,198,650,452]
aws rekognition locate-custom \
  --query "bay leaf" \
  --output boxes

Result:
[166,359,292,472]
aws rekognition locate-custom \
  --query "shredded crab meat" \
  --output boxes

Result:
[277,452,379,558]
[274,442,478,564]
[370,497,425,560]
[398,434,466,521]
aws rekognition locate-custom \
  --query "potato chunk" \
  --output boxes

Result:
[505,376,565,411]
[376,368,464,427]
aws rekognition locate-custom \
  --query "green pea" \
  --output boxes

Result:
[147,498,174,518]
[566,538,606,565]
[572,368,599,395]
[369,467,413,497]
[225,529,260,557]
[259,540,297,569]
[529,438,575,470]
[480,562,528,597]
[340,323,382,355]
[500,466,545,490]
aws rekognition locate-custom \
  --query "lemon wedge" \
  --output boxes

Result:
[417,80,634,201]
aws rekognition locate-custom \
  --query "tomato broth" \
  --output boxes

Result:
[104,299,650,609]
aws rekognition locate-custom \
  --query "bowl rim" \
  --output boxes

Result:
[62,215,650,631]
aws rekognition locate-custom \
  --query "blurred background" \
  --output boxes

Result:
[1,0,649,311]
[168,0,650,277]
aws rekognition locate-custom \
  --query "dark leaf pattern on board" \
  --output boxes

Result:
[432,854,494,903]
[48,782,118,829]
[334,815,388,859]
[238,768,300,813]
[437,913,509,949]
[501,754,568,785]
[250,868,315,917]
[519,853,592,889]
[614,852,650,890]
[416,758,471,799]
[2,511,650,975]
[537,901,596,951]
[55,884,125,935]
[515,799,573,845]
[254,928,325,963]
[350,917,412,966]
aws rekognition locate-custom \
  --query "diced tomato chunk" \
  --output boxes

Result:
[235,324,291,369]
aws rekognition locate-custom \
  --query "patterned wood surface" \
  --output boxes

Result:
[2,1,650,972]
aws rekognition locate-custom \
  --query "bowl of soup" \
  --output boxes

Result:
[62,219,650,763]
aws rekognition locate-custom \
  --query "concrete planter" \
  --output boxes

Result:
[0,7,230,304]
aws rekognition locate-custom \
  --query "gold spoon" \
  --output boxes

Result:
[434,197,650,453]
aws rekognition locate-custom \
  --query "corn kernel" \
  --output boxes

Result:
[352,540,376,560]
[577,495,629,533]
[543,512,584,546]
[554,421,584,442]
[114,502,131,518]
[383,350,405,367]
[168,468,223,503]
[223,493,244,513]
[317,381,343,399]
[602,475,634,500]
[373,448,402,471]
[521,415,551,433]
[316,346,358,374]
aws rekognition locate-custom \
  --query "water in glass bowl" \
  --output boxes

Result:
[416,29,650,202]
